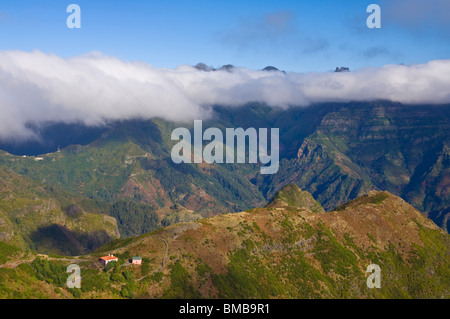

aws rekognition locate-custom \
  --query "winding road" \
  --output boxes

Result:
[160,238,168,271]
[136,237,169,282]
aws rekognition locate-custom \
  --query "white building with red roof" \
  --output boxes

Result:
[99,254,119,266]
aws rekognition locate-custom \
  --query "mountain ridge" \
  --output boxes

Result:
[0,101,448,239]
[0,185,448,299]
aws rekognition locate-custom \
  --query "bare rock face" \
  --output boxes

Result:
[263,103,450,231]
[335,66,350,72]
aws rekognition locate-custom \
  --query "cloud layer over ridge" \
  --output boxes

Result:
[0,50,449,140]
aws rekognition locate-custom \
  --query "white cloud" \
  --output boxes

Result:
[0,50,450,140]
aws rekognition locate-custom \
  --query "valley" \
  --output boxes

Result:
[0,185,448,299]
[0,102,448,299]
[0,102,448,237]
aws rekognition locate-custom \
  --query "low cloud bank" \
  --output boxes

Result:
[0,50,449,140]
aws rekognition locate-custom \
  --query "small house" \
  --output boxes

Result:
[99,254,118,266]
[132,256,142,265]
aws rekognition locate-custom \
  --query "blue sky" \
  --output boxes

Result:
[0,0,449,72]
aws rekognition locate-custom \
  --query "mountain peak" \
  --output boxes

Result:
[219,64,234,72]
[334,190,400,212]
[194,63,215,72]
[262,66,286,74]
[267,184,325,213]
[334,66,350,72]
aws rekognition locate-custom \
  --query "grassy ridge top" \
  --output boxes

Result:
[2,186,447,299]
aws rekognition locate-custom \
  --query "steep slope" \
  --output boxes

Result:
[125,187,448,299]
[0,164,119,255]
[259,138,374,210]
[0,102,448,233]
[428,208,450,233]
[258,102,450,230]
[266,184,325,213]
[2,186,447,299]
[0,119,265,222]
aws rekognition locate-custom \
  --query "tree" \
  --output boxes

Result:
[120,287,129,298]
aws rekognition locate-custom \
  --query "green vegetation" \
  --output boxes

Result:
[149,158,264,213]
[0,166,119,255]
[0,242,20,264]
[80,268,112,294]
[162,261,202,299]
[70,288,81,298]
[151,271,163,283]
[212,248,285,298]
[93,236,142,254]
[0,263,59,299]
[140,257,152,276]
[196,261,212,277]
[103,260,117,272]
[313,227,359,277]
[0,186,448,299]
[367,233,376,243]
[30,258,67,287]
[269,184,325,213]
[335,192,390,211]
[0,101,449,298]
[110,200,159,237]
